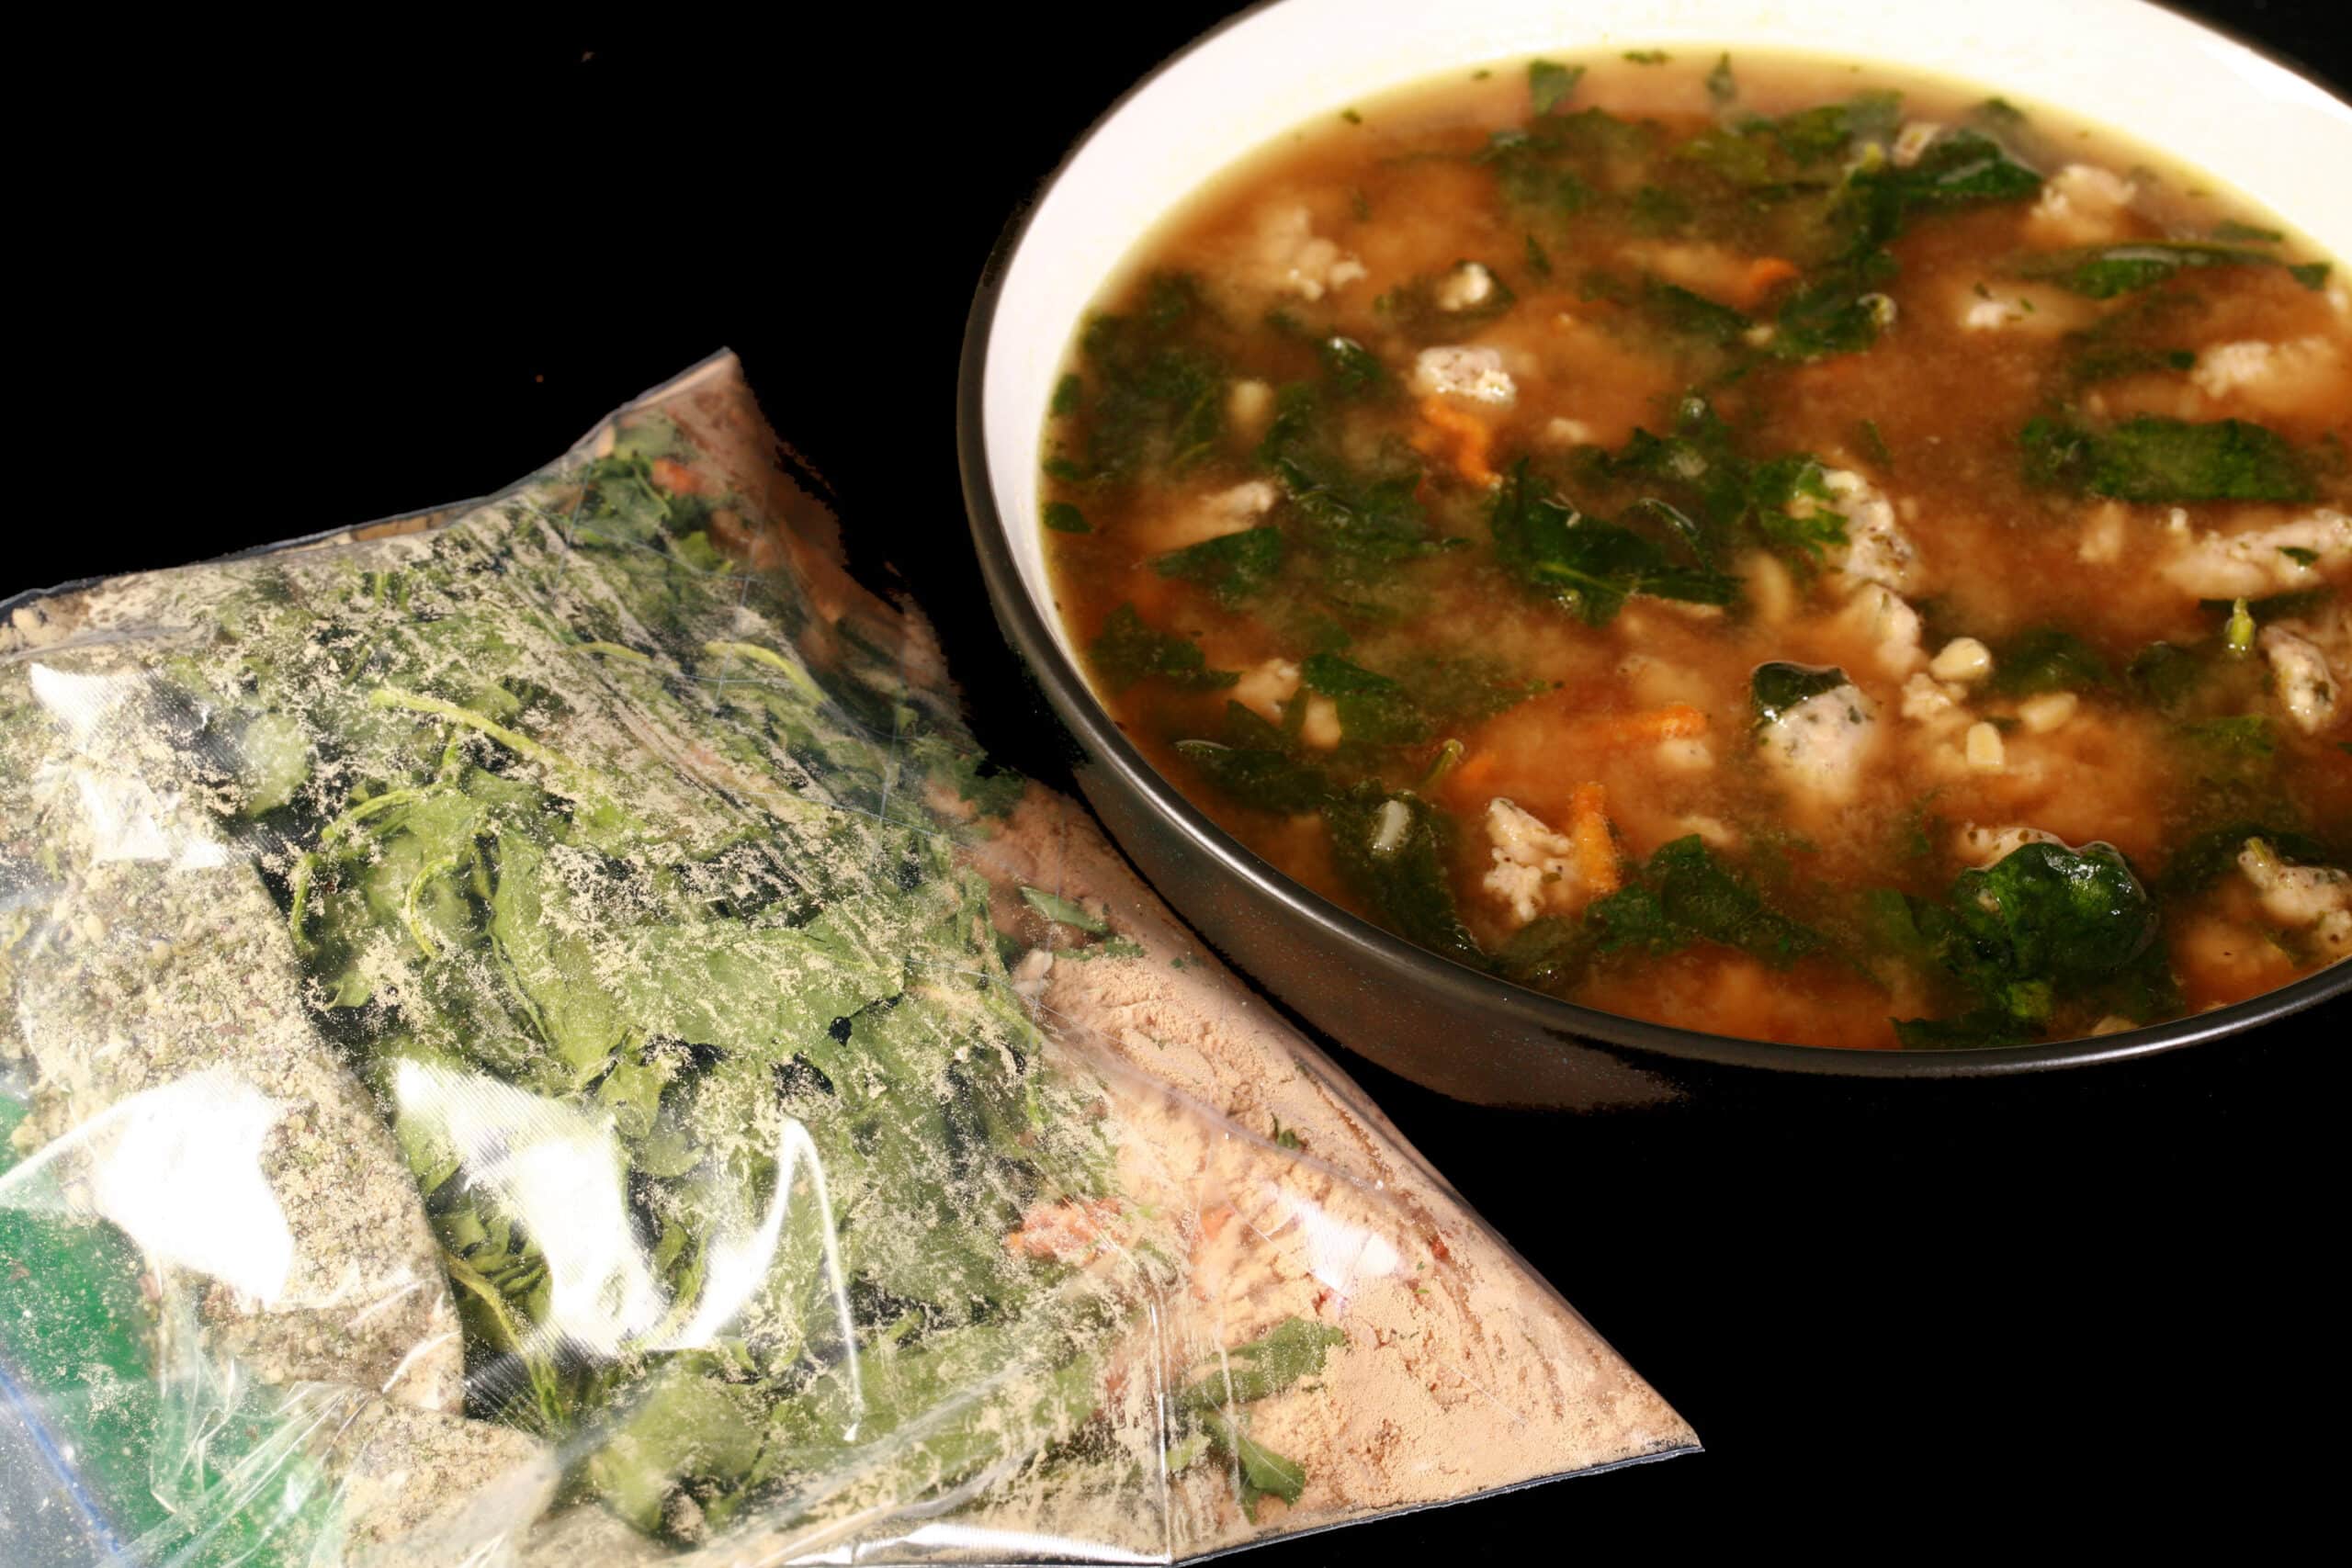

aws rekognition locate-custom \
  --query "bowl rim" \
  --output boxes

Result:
[956,0,2352,1081]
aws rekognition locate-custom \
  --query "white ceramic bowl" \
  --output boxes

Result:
[958,0,2352,1106]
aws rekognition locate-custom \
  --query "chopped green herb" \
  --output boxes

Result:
[1623,50,1670,65]
[1528,59,1585,116]
[1050,373,1083,416]
[1042,501,1091,535]
[1705,53,1736,104]
[2125,640,2212,708]
[1524,231,1554,277]
[1317,334,1389,397]
[1019,886,1111,935]
[1856,419,1894,469]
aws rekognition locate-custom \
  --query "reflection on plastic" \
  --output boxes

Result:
[0,1068,291,1305]
[31,662,229,873]
[395,1061,863,1415]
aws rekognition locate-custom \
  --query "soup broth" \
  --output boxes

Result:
[1039,52,2352,1050]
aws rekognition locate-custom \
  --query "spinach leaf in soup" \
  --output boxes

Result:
[1750,662,1851,723]
[1489,462,1742,625]
[2014,241,2330,299]
[1087,604,1238,694]
[1256,384,1442,579]
[1154,526,1286,606]
[2021,414,2313,502]
[1986,627,2113,695]
[1498,836,1824,991]
[1321,784,1487,966]
[1301,652,1436,746]
[1527,59,1585,117]
[1176,741,1334,815]
[1893,841,2166,1045]
[1070,273,1228,480]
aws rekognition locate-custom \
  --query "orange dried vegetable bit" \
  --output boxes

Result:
[1414,396,1498,487]
[1005,1197,1122,1263]
[1584,703,1709,747]
[1449,750,1497,791]
[649,456,707,495]
[1567,782,1621,894]
[1740,255,1802,308]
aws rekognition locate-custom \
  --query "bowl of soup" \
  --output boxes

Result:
[958,0,2352,1107]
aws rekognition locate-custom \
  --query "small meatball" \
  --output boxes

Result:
[2188,336,2350,421]
[1901,671,1970,728]
[1231,658,1301,724]
[1435,261,1498,312]
[1815,468,1922,593]
[2238,839,2350,923]
[2159,510,2351,599]
[1480,797,1585,927]
[1833,583,1927,678]
[2260,626,2342,733]
[1250,205,1367,301]
[1949,279,2095,337]
[1757,682,1881,805]
[1143,479,1280,553]
[1954,822,2063,865]
[2026,163,2137,246]
[1411,345,1516,407]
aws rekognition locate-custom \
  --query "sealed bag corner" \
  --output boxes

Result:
[0,353,1692,1566]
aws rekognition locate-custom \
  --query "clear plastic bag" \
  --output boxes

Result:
[0,355,1692,1565]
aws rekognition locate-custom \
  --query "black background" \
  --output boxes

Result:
[28,5,2347,1558]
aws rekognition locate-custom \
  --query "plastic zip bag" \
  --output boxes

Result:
[0,354,1693,1565]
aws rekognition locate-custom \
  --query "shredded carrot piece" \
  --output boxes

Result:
[1415,396,1498,487]
[1006,1197,1121,1261]
[649,457,706,495]
[1200,1204,1235,1241]
[1568,783,1621,894]
[1585,703,1709,747]
[1451,751,1498,791]
[1740,255,1803,308]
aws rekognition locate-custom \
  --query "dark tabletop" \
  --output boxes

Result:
[31,5,2347,1557]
